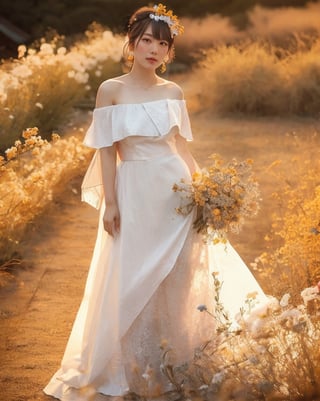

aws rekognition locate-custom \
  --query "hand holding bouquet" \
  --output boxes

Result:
[173,154,260,243]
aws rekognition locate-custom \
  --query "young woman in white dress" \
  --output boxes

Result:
[44,4,267,400]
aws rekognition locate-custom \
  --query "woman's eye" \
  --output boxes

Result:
[143,38,151,43]
[160,41,169,47]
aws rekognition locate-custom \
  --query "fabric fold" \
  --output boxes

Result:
[83,99,193,149]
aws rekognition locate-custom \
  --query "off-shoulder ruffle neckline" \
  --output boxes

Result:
[94,98,185,111]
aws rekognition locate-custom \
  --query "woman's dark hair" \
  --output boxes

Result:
[124,6,175,63]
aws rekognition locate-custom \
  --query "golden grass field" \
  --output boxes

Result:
[1,7,320,398]
[0,71,319,399]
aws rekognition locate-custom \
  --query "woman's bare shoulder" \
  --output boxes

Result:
[161,79,184,100]
[95,76,127,107]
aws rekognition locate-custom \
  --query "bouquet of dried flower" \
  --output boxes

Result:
[173,154,260,243]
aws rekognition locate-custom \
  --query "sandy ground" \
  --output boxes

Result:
[1,80,320,400]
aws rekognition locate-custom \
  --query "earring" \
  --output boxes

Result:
[127,53,134,62]
[160,62,167,73]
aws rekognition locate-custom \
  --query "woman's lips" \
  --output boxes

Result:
[146,57,158,63]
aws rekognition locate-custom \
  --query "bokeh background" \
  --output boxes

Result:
[1,0,319,55]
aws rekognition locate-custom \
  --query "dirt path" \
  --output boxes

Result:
[1,90,320,400]
[0,180,99,400]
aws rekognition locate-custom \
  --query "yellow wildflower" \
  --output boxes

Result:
[5,146,18,160]
[51,133,60,142]
[22,127,39,139]
[25,137,37,147]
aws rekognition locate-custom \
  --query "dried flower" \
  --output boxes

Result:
[279,293,291,307]
[174,154,260,243]
[5,146,18,160]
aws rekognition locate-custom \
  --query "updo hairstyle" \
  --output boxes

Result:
[124,6,175,64]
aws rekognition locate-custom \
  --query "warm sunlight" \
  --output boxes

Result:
[1,2,320,400]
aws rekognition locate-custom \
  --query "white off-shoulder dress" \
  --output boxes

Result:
[44,99,267,400]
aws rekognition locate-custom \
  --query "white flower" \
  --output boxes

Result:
[17,45,27,58]
[301,286,319,304]
[279,308,302,322]
[57,46,67,55]
[142,373,150,381]
[142,364,153,381]
[198,384,208,390]
[102,30,113,41]
[39,43,54,55]
[211,371,225,385]
[280,293,291,307]
[74,71,89,84]
[35,102,43,110]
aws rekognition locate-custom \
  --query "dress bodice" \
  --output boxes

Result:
[117,132,178,161]
[83,98,193,150]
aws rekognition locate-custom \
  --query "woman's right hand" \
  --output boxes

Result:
[103,202,120,237]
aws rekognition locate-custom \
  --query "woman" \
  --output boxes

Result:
[44,4,266,400]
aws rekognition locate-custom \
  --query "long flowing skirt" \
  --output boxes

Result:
[44,150,267,400]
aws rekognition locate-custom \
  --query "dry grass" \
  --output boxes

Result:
[135,277,320,401]
[193,38,320,116]
[253,138,320,301]
[0,128,92,268]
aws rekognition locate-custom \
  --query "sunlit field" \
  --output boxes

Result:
[1,3,320,400]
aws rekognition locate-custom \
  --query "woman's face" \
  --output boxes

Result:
[133,25,169,71]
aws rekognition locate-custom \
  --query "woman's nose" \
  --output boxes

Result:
[150,43,158,54]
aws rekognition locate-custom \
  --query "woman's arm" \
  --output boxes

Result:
[100,145,120,236]
[96,80,120,236]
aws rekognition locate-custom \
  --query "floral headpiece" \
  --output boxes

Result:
[149,3,184,37]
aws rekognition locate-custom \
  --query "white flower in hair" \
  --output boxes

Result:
[149,3,184,37]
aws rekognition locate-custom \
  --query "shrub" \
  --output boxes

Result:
[286,41,320,115]
[195,38,320,116]
[196,42,288,115]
